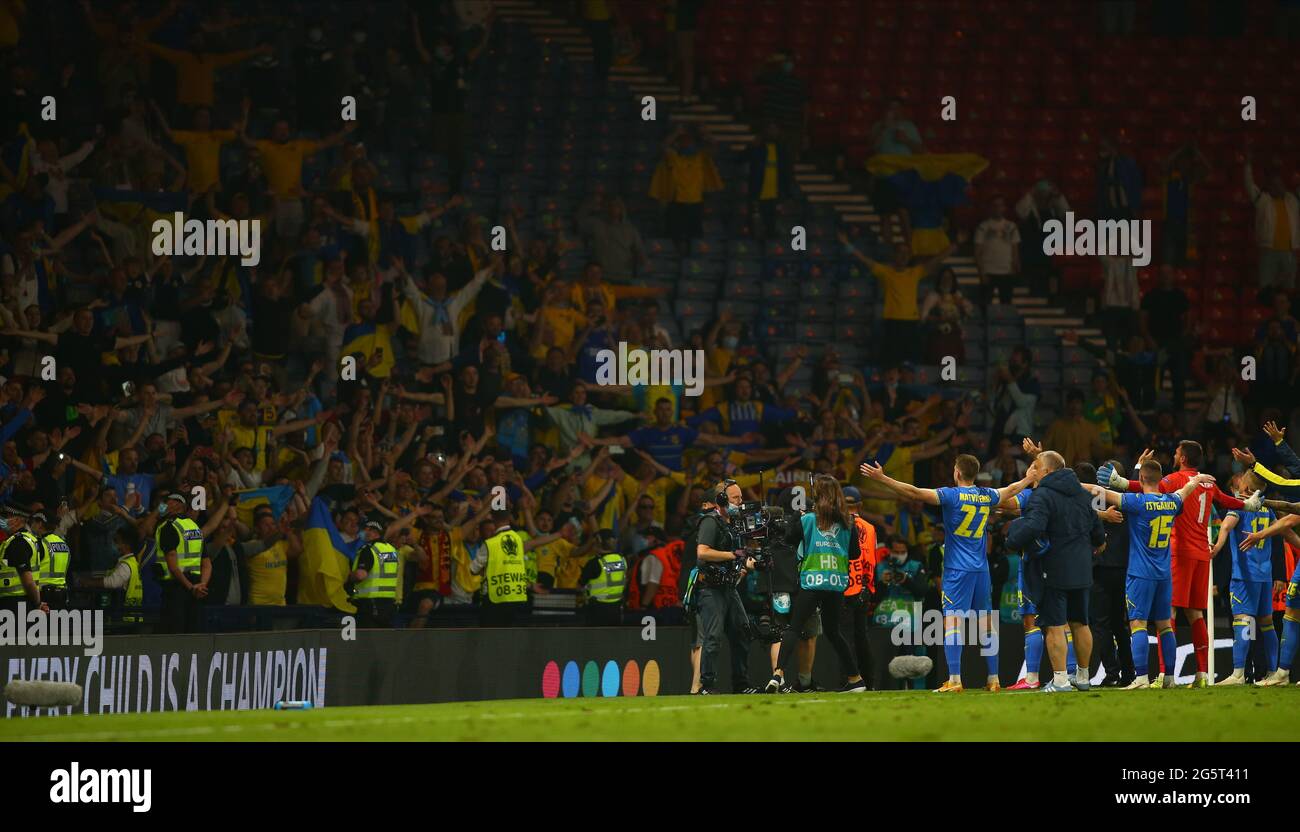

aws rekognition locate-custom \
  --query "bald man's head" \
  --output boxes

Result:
[1039,451,1066,473]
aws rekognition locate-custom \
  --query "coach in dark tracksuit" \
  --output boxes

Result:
[1006,452,1104,690]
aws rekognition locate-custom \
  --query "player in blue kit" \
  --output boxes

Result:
[1085,460,1212,689]
[861,452,1035,692]
[1210,472,1279,685]
[1222,497,1300,686]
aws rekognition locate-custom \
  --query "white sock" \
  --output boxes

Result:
[1054,670,1069,687]
[1076,667,1089,684]
[1230,668,1244,679]
[949,674,961,685]
[1026,672,1039,684]
[988,674,998,685]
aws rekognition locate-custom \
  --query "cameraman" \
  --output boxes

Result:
[694,479,753,695]
[736,488,802,692]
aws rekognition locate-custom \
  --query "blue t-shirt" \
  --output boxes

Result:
[936,485,999,572]
[628,425,698,472]
[105,472,156,511]
[1121,491,1184,580]
[1228,508,1275,583]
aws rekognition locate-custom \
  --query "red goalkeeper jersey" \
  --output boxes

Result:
[1125,467,1244,561]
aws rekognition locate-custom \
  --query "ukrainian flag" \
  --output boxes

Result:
[298,497,360,614]
[340,320,396,379]
[233,485,294,526]
[867,153,988,256]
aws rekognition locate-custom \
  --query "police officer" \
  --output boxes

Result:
[0,508,45,614]
[693,480,753,695]
[155,492,209,634]
[82,527,147,624]
[30,511,71,610]
[578,529,627,625]
[471,510,529,627]
[350,519,401,627]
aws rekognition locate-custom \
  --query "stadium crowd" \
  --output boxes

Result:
[1,0,1300,694]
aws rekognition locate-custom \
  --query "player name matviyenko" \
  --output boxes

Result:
[150,212,261,266]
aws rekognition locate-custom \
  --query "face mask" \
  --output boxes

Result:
[890,553,906,565]
[722,336,739,350]
[157,503,168,517]
[725,503,740,517]
[0,518,7,531]
[1231,461,1244,474]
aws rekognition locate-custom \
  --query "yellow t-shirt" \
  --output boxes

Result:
[552,541,589,589]
[534,307,588,359]
[583,475,627,531]
[217,411,275,472]
[253,139,321,197]
[869,262,925,321]
[170,129,234,193]
[570,282,617,316]
[666,151,707,204]
[532,539,561,583]
[1273,197,1293,250]
[247,540,289,606]
[619,472,688,528]
[759,144,779,200]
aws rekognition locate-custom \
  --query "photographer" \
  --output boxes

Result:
[766,475,867,693]
[693,479,753,695]
[873,534,931,689]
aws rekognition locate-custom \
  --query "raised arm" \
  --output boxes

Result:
[837,230,880,270]
[1239,512,1300,550]
[858,461,940,506]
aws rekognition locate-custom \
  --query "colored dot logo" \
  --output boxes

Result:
[541,659,661,698]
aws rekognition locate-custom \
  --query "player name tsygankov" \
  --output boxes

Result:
[150,212,261,266]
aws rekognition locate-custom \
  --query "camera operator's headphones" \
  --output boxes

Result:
[714,479,738,507]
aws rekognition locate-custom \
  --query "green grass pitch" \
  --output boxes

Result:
[5,686,1299,742]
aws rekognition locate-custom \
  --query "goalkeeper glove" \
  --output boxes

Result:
[1243,490,1264,512]
[1096,463,1129,491]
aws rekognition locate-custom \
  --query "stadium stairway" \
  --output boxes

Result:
[491,0,1201,429]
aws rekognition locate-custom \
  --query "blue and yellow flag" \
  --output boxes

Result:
[340,320,396,379]
[233,486,294,526]
[867,153,988,256]
[298,497,360,613]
